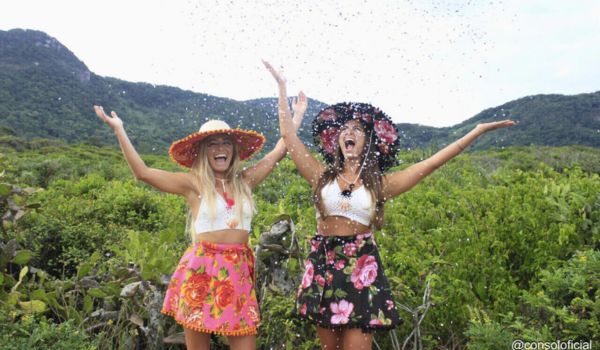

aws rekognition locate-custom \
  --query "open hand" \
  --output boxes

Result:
[292,91,308,128]
[476,120,517,133]
[94,105,123,131]
[292,91,308,115]
[262,59,286,86]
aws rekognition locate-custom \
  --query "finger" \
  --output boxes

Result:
[262,60,276,75]
[94,105,108,119]
[93,105,102,118]
[497,120,515,127]
[262,60,277,74]
[299,91,306,101]
[265,65,284,83]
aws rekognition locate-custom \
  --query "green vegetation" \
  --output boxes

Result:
[0,138,598,349]
[0,310,98,350]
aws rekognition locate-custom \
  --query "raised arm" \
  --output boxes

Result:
[262,60,325,188]
[383,121,516,199]
[93,105,195,196]
[242,91,306,189]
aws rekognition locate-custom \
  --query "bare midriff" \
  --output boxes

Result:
[317,216,371,236]
[195,229,250,244]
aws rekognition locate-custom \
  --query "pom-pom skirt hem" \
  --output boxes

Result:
[295,232,402,333]
[161,240,260,336]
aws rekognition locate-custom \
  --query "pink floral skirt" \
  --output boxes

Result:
[161,240,260,336]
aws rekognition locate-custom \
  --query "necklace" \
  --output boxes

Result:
[216,177,238,228]
[337,171,362,212]
[338,171,362,198]
[215,178,234,208]
[337,128,373,198]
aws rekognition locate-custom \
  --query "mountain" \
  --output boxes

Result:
[438,92,600,150]
[0,29,315,154]
[1,28,599,156]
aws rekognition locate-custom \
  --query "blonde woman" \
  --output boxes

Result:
[94,99,305,350]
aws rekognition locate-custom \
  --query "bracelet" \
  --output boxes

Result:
[455,141,465,151]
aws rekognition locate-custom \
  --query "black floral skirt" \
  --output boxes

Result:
[295,232,402,333]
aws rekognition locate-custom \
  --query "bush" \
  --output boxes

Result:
[0,310,99,350]
[17,173,185,276]
[2,145,599,349]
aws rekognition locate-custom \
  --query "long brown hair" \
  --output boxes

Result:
[313,128,386,229]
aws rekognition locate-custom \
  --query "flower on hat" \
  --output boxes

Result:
[319,128,340,155]
[319,108,337,122]
[374,120,398,144]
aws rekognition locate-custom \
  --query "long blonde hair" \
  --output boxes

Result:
[185,136,255,242]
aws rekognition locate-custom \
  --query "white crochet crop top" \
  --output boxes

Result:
[194,194,253,234]
[316,179,374,226]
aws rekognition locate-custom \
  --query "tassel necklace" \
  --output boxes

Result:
[336,129,373,211]
[216,177,238,229]
[338,169,363,198]
[338,170,363,212]
[337,129,373,198]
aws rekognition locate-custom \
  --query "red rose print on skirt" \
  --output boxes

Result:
[181,272,211,308]
[351,255,378,290]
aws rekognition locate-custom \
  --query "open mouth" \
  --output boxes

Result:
[214,154,228,165]
[344,139,356,152]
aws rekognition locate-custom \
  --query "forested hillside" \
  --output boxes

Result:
[0,29,321,154]
[2,28,599,157]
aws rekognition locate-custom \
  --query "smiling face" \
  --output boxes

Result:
[338,119,367,160]
[205,135,235,174]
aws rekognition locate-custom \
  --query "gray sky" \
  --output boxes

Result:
[2,0,599,127]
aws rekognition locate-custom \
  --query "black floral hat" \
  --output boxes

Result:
[311,102,401,172]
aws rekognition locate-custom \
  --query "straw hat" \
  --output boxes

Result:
[169,120,265,168]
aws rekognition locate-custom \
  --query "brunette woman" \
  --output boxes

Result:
[263,61,515,349]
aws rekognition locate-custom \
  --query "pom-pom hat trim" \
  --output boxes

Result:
[169,120,265,168]
[312,102,400,172]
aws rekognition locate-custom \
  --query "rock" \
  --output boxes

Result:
[163,332,186,344]
[120,281,142,298]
